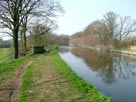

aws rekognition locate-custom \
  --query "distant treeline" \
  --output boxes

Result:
[0,38,11,48]
[55,35,69,45]
[70,11,136,49]
[0,33,69,50]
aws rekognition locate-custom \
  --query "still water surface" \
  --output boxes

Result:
[59,46,136,102]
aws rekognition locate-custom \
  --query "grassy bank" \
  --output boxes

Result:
[0,54,38,101]
[19,50,112,102]
[0,48,10,63]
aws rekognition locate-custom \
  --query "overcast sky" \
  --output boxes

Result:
[1,0,136,40]
[56,0,136,35]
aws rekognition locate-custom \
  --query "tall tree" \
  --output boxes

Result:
[0,0,40,59]
[20,0,63,54]
[0,0,63,58]
[102,11,118,39]
[20,15,28,54]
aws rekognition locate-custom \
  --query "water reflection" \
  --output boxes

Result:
[59,46,136,102]
[69,47,136,84]
[59,46,73,54]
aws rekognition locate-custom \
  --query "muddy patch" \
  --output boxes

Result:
[0,61,33,102]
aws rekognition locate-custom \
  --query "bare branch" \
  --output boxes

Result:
[117,16,136,40]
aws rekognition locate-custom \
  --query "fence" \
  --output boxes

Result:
[0,53,14,63]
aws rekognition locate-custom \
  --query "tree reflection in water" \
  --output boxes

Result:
[71,48,136,84]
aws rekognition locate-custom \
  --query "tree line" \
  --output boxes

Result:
[25,24,69,53]
[0,0,63,59]
[70,11,136,49]
[0,38,11,48]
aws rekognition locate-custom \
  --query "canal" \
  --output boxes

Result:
[59,46,136,102]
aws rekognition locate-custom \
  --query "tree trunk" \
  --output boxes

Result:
[13,28,19,59]
[21,31,23,50]
[21,16,28,54]
[23,22,27,53]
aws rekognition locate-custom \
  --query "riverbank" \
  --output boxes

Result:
[111,49,136,56]
[20,50,112,102]
[0,54,38,101]
[0,49,112,102]
[74,46,136,56]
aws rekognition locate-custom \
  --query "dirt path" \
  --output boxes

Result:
[10,61,33,102]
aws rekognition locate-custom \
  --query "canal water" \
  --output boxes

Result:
[59,46,136,102]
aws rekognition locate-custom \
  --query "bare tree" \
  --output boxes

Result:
[89,20,107,44]
[102,11,118,39]
[20,0,63,54]
[92,12,119,45]
[0,0,63,59]
[0,0,40,59]
[97,11,136,46]
[101,12,136,41]
[29,23,50,45]
[20,15,28,54]
[116,16,136,41]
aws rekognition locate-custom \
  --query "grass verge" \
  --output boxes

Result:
[19,50,112,102]
[0,48,10,63]
[0,54,38,101]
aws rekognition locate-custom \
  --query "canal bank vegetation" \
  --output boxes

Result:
[0,48,10,62]
[0,38,12,63]
[0,54,38,101]
[19,50,112,102]
[0,46,112,102]
[70,11,136,51]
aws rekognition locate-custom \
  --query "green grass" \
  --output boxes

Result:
[0,54,37,82]
[0,48,11,63]
[0,47,112,102]
[0,54,38,101]
[19,50,112,102]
